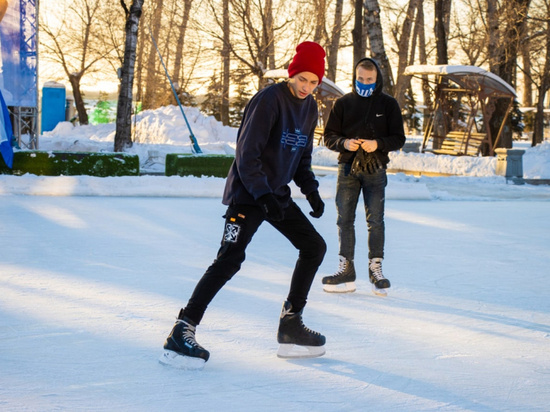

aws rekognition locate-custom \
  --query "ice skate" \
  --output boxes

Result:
[322,256,356,293]
[159,314,210,370]
[369,257,390,297]
[277,301,326,359]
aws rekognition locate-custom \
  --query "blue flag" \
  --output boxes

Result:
[0,89,14,169]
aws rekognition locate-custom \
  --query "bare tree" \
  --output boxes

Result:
[313,0,328,43]
[364,0,394,95]
[453,0,485,66]
[393,0,422,108]
[221,0,230,125]
[434,0,451,64]
[114,0,145,152]
[415,2,431,109]
[203,0,294,89]
[326,0,344,81]
[40,0,121,125]
[485,0,531,149]
[527,0,550,145]
[353,0,366,64]
[172,0,193,88]
[142,0,164,110]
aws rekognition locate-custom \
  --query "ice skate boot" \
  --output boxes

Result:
[277,301,326,359]
[322,256,356,293]
[159,311,210,370]
[369,257,390,297]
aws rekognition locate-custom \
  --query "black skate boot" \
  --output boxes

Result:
[322,256,356,293]
[369,257,390,296]
[277,301,326,359]
[159,310,210,370]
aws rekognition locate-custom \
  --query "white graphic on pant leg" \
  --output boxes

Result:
[224,222,241,243]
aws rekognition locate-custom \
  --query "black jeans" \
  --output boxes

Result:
[336,163,387,260]
[182,201,326,324]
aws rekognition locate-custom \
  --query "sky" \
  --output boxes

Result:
[1,106,550,411]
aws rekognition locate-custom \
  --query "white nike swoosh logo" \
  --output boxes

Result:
[376,114,383,117]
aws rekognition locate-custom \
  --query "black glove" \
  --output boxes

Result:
[258,193,284,221]
[350,147,367,176]
[306,190,324,218]
[350,148,384,176]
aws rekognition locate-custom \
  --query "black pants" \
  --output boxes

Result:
[182,201,326,324]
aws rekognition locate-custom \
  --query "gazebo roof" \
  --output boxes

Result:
[404,65,517,98]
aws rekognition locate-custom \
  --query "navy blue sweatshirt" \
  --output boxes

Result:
[324,58,406,166]
[222,81,320,207]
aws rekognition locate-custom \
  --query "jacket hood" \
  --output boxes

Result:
[352,57,383,98]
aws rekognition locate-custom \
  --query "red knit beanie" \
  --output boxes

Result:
[288,41,326,83]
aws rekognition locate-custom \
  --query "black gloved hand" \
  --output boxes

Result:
[306,190,324,218]
[350,147,367,176]
[258,193,284,221]
[351,148,383,175]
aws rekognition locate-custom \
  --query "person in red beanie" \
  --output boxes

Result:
[160,41,327,369]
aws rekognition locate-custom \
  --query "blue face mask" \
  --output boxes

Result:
[355,80,376,97]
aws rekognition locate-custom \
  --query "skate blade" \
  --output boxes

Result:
[323,282,356,293]
[277,344,326,359]
[371,284,388,297]
[159,350,207,370]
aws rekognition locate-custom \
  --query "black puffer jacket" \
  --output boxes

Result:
[324,57,406,166]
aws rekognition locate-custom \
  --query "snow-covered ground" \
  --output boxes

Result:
[1,106,550,411]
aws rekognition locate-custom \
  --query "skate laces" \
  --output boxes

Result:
[299,317,321,336]
[369,259,384,281]
[178,319,200,347]
[281,306,293,318]
[332,256,350,277]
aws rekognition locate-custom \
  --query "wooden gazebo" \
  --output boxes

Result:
[404,65,517,156]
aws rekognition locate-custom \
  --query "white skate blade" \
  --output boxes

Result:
[323,281,356,293]
[371,284,388,297]
[159,350,207,370]
[277,344,326,359]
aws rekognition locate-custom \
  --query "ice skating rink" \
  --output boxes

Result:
[1,185,549,411]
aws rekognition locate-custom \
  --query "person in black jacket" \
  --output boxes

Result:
[322,58,405,296]
[160,42,328,369]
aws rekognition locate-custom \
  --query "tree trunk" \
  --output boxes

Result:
[394,0,421,108]
[521,34,532,107]
[135,11,146,103]
[114,0,144,152]
[363,0,394,95]
[264,0,275,70]
[416,2,431,110]
[69,73,89,125]
[314,0,327,44]
[533,12,550,146]
[326,0,343,81]
[220,0,230,126]
[353,0,364,64]
[434,0,450,64]
[143,0,164,110]
[172,0,193,87]
[487,0,530,149]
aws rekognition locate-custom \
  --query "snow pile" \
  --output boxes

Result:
[387,150,497,177]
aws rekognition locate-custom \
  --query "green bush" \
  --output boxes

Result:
[0,151,140,176]
[165,154,234,178]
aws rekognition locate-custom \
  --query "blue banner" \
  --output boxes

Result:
[0,88,13,168]
[0,0,37,107]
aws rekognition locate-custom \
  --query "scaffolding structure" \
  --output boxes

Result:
[6,0,38,149]
[10,105,38,149]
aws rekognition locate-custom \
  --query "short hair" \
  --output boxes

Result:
[357,60,377,72]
